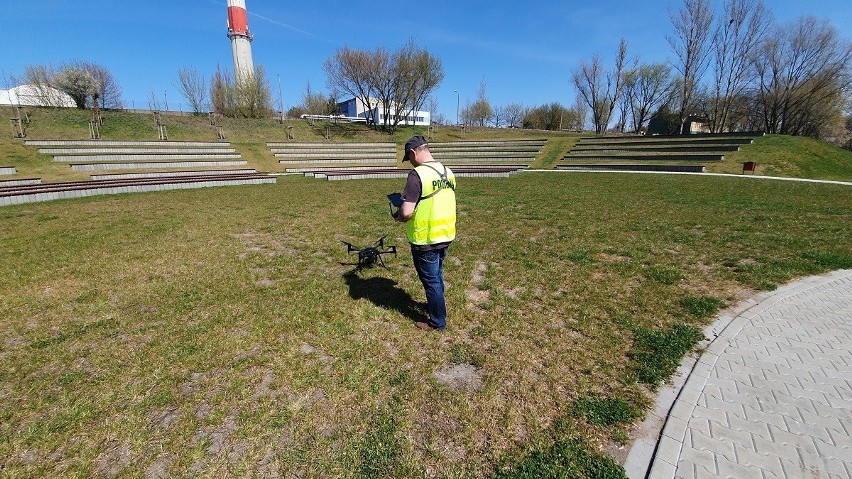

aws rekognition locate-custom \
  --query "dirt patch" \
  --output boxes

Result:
[231,231,297,260]
[149,406,180,430]
[188,414,240,474]
[595,253,630,263]
[434,363,484,392]
[467,262,491,311]
[144,454,173,479]
[93,443,134,478]
[251,369,287,400]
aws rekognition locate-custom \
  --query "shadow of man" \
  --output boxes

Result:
[342,272,427,324]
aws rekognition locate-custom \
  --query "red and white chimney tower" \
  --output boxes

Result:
[227,0,254,83]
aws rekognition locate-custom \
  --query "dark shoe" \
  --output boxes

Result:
[415,321,445,331]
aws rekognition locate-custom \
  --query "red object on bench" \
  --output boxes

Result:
[742,161,756,174]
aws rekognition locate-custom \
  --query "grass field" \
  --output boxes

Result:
[1,170,850,477]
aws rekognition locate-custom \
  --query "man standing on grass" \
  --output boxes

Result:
[394,135,456,331]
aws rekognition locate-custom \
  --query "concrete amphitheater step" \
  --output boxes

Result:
[284,164,528,174]
[428,139,547,147]
[298,165,526,181]
[278,158,397,166]
[25,140,231,147]
[570,144,741,153]
[1,166,16,175]
[0,173,276,207]
[53,154,243,163]
[90,169,258,180]
[562,153,724,162]
[267,142,395,148]
[272,152,396,160]
[39,147,237,155]
[70,160,248,171]
[0,178,41,187]
[583,131,764,140]
[556,164,707,173]
[426,140,546,165]
[431,150,538,157]
[575,137,755,146]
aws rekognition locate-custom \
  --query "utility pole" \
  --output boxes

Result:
[454,90,459,125]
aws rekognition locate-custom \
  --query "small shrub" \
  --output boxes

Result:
[630,324,704,388]
[494,438,627,479]
[572,397,639,427]
[680,295,724,318]
[645,266,682,285]
[567,249,594,264]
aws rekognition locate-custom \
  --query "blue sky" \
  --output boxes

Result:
[3,0,850,121]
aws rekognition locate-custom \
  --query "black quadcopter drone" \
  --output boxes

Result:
[341,235,397,271]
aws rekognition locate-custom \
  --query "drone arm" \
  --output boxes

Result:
[341,241,359,254]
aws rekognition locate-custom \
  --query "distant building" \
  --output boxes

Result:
[0,85,75,107]
[337,97,430,126]
[682,115,710,134]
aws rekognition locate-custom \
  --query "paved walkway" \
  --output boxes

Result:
[625,270,852,479]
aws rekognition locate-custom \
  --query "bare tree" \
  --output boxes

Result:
[324,40,443,130]
[233,65,273,118]
[573,95,588,131]
[709,0,772,132]
[389,40,444,128]
[492,105,505,128]
[209,65,273,118]
[299,82,335,115]
[176,67,208,114]
[668,0,714,131]
[503,103,527,128]
[324,47,382,125]
[467,79,493,127]
[624,63,675,133]
[754,16,852,136]
[522,103,575,130]
[210,65,234,115]
[21,65,60,106]
[427,95,446,125]
[572,38,628,133]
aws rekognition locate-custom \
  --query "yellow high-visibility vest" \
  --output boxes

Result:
[407,162,456,245]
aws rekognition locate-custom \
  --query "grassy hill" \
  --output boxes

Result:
[4,106,851,182]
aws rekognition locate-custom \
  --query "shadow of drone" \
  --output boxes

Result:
[342,272,428,324]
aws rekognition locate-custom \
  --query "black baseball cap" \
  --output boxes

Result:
[402,135,427,162]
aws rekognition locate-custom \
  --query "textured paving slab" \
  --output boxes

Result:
[632,270,852,479]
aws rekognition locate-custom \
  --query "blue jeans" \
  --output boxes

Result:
[411,246,448,329]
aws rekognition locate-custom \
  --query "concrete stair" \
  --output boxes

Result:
[290,165,527,181]
[270,142,396,166]
[558,132,765,172]
[428,139,546,164]
[0,172,277,207]
[25,140,245,170]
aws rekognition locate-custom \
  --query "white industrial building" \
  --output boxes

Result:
[0,85,75,107]
[337,97,430,126]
